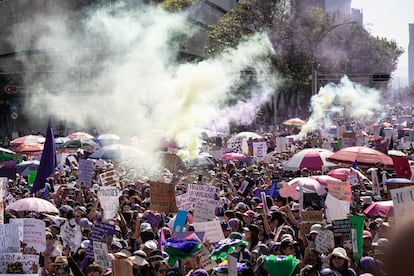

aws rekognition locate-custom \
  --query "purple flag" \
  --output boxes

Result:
[32,118,56,194]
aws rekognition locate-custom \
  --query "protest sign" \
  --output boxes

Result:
[149,181,177,213]
[112,259,133,276]
[391,185,414,225]
[188,184,220,206]
[327,180,352,203]
[0,224,20,253]
[174,232,205,242]
[315,228,334,254]
[350,215,364,263]
[78,159,95,188]
[10,218,46,252]
[97,186,120,220]
[0,253,38,274]
[387,182,414,200]
[60,220,82,252]
[252,141,267,161]
[300,210,323,234]
[173,210,188,232]
[193,220,224,243]
[146,212,162,229]
[175,193,193,211]
[193,246,217,271]
[325,193,350,222]
[93,241,110,268]
[332,219,351,249]
[87,221,115,258]
[193,201,216,222]
[99,170,117,186]
[227,254,238,276]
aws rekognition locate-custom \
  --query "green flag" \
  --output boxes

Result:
[350,215,365,264]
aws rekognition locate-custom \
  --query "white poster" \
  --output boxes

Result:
[187,184,220,206]
[193,201,217,222]
[227,254,238,276]
[0,253,39,274]
[193,220,224,243]
[10,218,46,252]
[60,221,82,252]
[98,186,120,220]
[252,142,267,161]
[325,193,350,223]
[0,224,20,253]
[93,241,110,268]
[391,185,414,225]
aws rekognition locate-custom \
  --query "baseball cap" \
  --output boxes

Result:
[140,222,152,232]
[144,240,158,250]
[243,210,256,217]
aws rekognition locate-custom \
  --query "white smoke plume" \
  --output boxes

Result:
[299,75,385,136]
[9,2,279,170]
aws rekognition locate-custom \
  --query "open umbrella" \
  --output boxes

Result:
[326,146,393,169]
[16,160,40,176]
[283,148,337,172]
[89,144,142,160]
[10,135,45,147]
[210,238,248,261]
[310,175,343,187]
[14,143,44,155]
[363,200,393,217]
[0,147,15,161]
[61,139,99,151]
[66,131,94,140]
[6,197,59,213]
[283,118,306,127]
[226,132,262,147]
[220,152,246,162]
[186,154,216,168]
[288,177,327,196]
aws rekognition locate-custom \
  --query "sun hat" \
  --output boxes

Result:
[140,222,152,232]
[372,238,390,248]
[129,250,149,266]
[327,247,351,264]
[52,256,68,266]
[310,223,322,235]
[114,248,132,258]
[144,240,158,250]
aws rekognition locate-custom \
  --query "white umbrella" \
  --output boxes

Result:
[97,133,120,141]
[283,148,337,172]
[6,197,59,213]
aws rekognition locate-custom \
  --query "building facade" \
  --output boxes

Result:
[408,23,414,86]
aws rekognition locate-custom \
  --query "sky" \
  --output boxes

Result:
[351,0,414,88]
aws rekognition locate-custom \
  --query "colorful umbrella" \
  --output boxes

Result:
[288,177,327,196]
[283,148,337,172]
[326,146,394,169]
[227,132,262,147]
[6,197,59,213]
[162,238,202,266]
[310,175,343,186]
[0,147,15,161]
[210,238,248,261]
[66,131,94,140]
[220,152,246,162]
[363,200,393,217]
[283,118,306,127]
[327,168,352,180]
[14,143,44,155]
[10,135,45,147]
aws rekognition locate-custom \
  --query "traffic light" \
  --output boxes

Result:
[4,85,17,94]
[372,73,390,82]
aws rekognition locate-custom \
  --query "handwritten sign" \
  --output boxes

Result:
[193,220,224,243]
[149,181,177,213]
[93,241,110,268]
[315,228,335,254]
[391,185,414,225]
[87,221,115,259]
[60,221,82,252]
[10,218,46,252]
[332,219,351,248]
[188,184,220,206]
[175,193,194,211]
[193,201,216,222]
[327,180,352,203]
[387,182,414,200]
[0,224,20,253]
[0,253,38,274]
[78,159,95,188]
[99,170,117,186]
[97,186,120,220]
[252,142,267,161]
[193,246,217,271]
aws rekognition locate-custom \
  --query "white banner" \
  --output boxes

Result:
[10,218,46,252]
[0,253,38,274]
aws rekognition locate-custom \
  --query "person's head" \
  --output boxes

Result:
[85,263,104,276]
[154,261,169,275]
[280,237,297,256]
[358,256,380,275]
[328,247,351,270]
[55,266,71,276]
[269,211,284,228]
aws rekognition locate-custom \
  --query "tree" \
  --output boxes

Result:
[159,0,196,12]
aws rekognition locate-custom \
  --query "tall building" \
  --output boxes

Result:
[324,0,351,22]
[409,23,414,86]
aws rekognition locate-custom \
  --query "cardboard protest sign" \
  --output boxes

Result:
[0,253,38,274]
[387,182,414,200]
[93,241,110,268]
[112,259,133,276]
[78,159,95,188]
[300,211,323,234]
[332,219,351,249]
[149,181,177,213]
[10,218,46,252]
[315,228,334,254]
[327,180,352,203]
[99,170,117,186]
[87,221,115,259]
[0,224,20,253]
[193,220,225,243]
[391,185,414,225]
[97,186,120,220]
[193,246,217,271]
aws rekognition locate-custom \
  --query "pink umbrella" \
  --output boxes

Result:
[14,143,44,155]
[6,197,59,213]
[288,177,327,196]
[326,146,393,169]
[283,118,306,127]
[363,200,393,218]
[327,168,351,180]
[310,175,342,186]
[220,152,246,161]
[66,131,94,140]
[283,148,337,172]
[10,135,45,147]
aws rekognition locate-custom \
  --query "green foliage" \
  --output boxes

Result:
[160,0,196,12]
